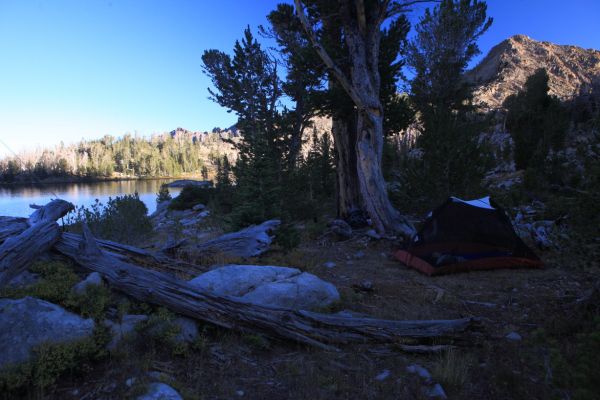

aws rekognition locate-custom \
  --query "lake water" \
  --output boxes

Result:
[0,179,182,218]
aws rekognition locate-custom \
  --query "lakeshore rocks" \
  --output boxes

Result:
[0,297,95,368]
[188,265,340,310]
[165,180,213,188]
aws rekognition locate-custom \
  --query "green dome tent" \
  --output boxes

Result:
[395,196,543,276]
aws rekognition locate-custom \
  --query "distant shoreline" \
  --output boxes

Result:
[0,175,203,186]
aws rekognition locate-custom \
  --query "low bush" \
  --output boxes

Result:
[65,193,152,244]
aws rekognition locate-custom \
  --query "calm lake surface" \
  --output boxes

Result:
[0,179,182,218]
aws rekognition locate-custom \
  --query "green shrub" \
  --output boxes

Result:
[156,184,172,204]
[66,193,152,244]
[0,261,80,305]
[0,325,110,395]
[550,317,600,400]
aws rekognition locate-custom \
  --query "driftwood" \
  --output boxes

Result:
[0,200,73,288]
[53,224,479,350]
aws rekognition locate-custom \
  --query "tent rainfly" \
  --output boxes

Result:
[395,196,543,276]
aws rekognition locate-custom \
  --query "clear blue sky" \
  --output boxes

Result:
[0,0,598,156]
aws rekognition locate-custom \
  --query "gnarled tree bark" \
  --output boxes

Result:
[294,0,415,237]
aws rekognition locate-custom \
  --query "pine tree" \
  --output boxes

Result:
[407,0,492,200]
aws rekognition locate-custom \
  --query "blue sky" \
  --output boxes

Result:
[0,0,598,156]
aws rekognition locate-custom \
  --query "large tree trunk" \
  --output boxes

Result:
[355,112,415,236]
[294,0,415,237]
[332,115,362,221]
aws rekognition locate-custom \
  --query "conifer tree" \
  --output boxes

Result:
[407,0,492,199]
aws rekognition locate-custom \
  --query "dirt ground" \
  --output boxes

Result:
[40,229,599,400]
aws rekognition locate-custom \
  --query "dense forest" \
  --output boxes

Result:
[0,128,238,182]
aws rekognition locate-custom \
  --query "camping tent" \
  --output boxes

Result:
[395,196,543,276]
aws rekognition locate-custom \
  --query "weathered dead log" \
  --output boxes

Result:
[28,200,74,225]
[0,200,73,288]
[54,225,479,350]
[60,233,207,276]
[0,216,29,244]
[0,212,207,277]
[188,219,280,258]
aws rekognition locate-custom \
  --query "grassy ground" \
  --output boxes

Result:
[16,230,597,400]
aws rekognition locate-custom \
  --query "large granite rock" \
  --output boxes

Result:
[188,265,340,310]
[136,382,183,400]
[0,297,95,368]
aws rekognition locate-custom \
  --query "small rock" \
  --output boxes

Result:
[72,272,103,294]
[366,229,381,240]
[235,390,245,396]
[104,314,149,350]
[192,203,206,211]
[330,219,352,239]
[173,317,199,344]
[136,382,182,400]
[6,270,39,288]
[424,383,447,399]
[335,309,370,318]
[126,377,137,387]
[323,261,336,269]
[375,369,391,381]
[199,210,210,218]
[353,280,373,292]
[406,364,432,383]
[353,250,366,259]
[506,331,522,341]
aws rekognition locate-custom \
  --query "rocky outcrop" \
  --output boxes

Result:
[188,265,340,310]
[466,34,600,109]
[0,297,95,368]
[165,179,213,188]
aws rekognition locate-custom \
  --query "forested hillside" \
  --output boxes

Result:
[0,128,238,182]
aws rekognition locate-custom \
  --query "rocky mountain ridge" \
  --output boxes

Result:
[466,34,600,109]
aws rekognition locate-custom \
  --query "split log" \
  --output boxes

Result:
[0,216,29,243]
[60,233,207,276]
[187,219,281,258]
[0,209,206,277]
[0,200,73,288]
[54,225,480,350]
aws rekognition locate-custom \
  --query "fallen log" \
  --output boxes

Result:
[186,219,281,258]
[54,224,480,350]
[0,212,207,277]
[61,233,208,276]
[0,200,73,288]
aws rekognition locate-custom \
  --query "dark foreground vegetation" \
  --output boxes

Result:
[1,0,599,399]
